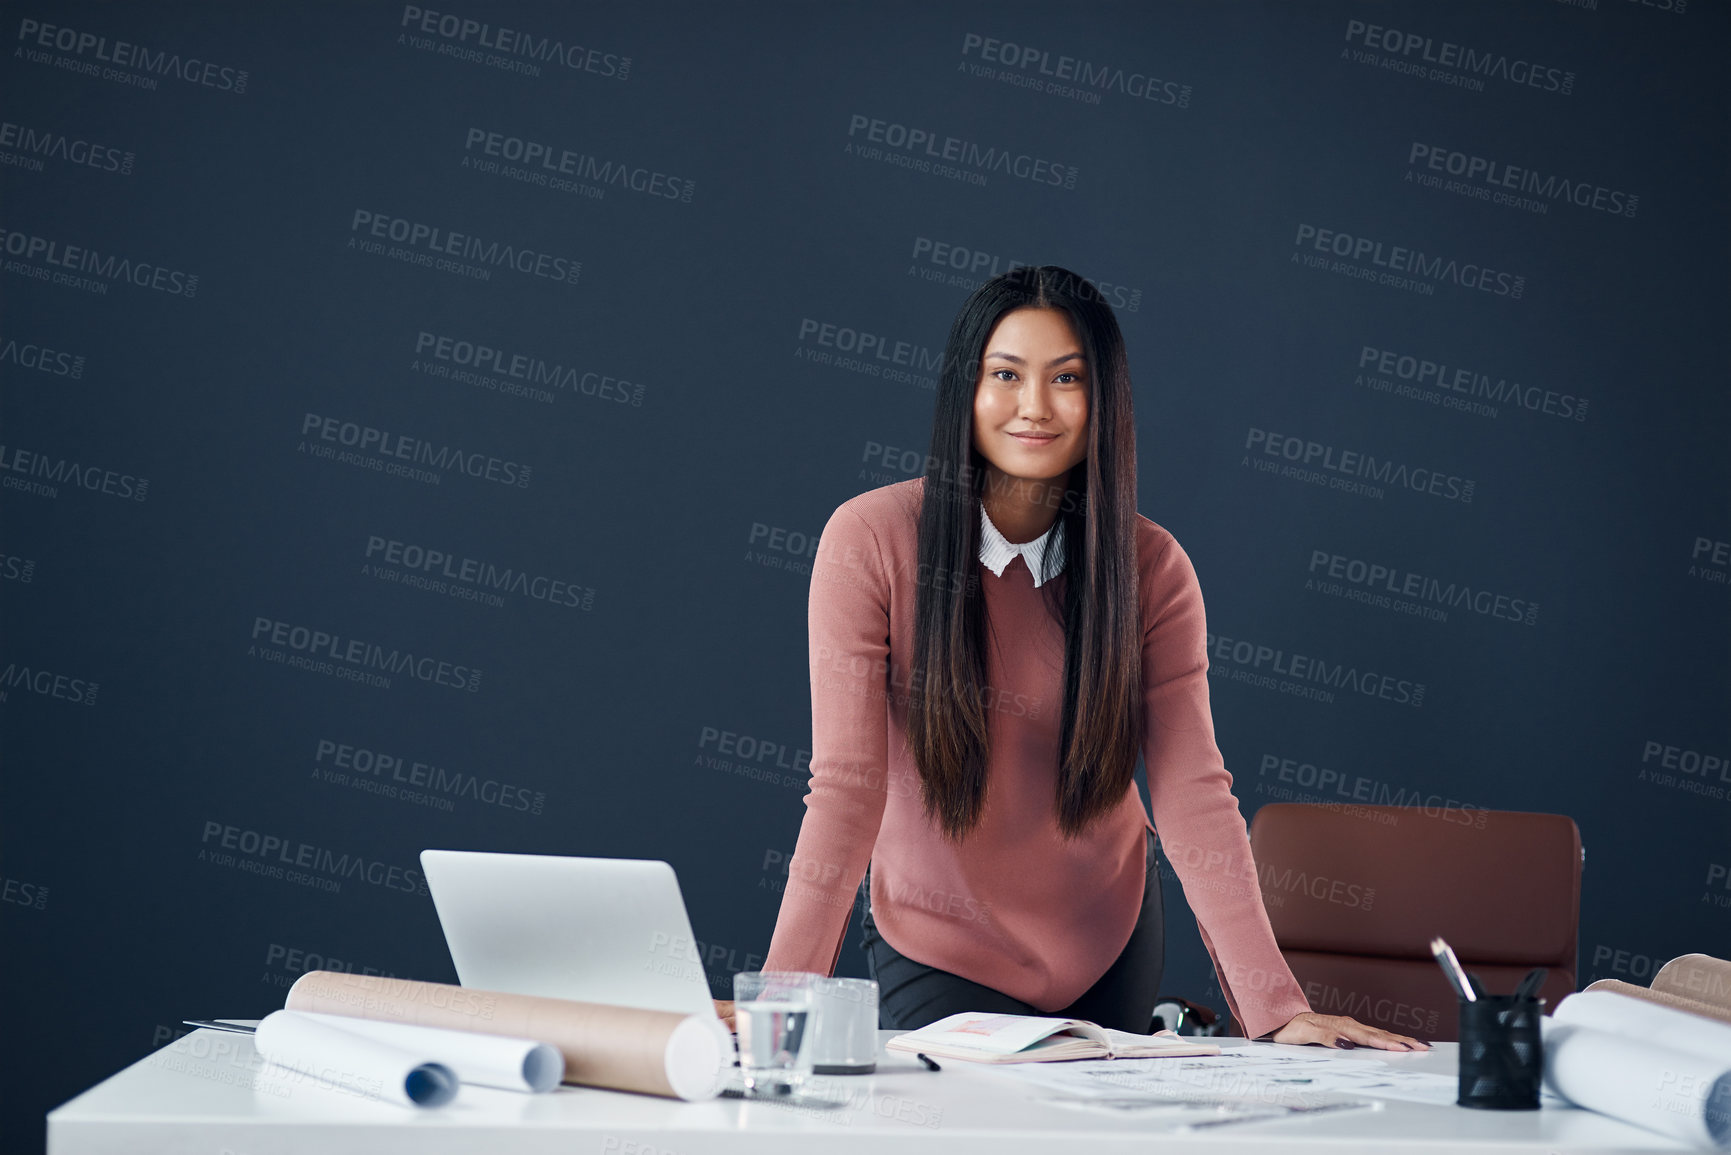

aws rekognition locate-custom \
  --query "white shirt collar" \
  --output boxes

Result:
[979,503,1065,587]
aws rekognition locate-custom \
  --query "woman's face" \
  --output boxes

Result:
[971,306,1089,485]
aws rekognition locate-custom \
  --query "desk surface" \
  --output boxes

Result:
[50,1029,1688,1155]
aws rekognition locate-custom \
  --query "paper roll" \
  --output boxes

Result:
[1655,956,1731,1013]
[253,1010,458,1108]
[1583,978,1731,1028]
[291,1010,563,1093]
[1545,992,1731,1150]
[1556,989,1731,1063]
[285,971,728,1101]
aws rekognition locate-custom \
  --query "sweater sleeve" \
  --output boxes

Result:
[762,504,893,977]
[1139,534,1311,1040]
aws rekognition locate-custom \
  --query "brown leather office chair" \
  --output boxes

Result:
[1246,804,1582,1042]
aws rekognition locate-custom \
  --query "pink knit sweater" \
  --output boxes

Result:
[762,478,1310,1039]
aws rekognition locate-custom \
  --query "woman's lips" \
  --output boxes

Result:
[1008,432,1059,446]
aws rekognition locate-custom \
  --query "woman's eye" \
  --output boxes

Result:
[992,369,1018,382]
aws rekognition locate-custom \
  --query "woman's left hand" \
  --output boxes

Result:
[1268,1011,1430,1051]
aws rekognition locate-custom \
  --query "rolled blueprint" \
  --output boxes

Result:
[285,971,728,1100]
[253,1009,458,1108]
[291,1010,563,1092]
[1544,991,1731,1150]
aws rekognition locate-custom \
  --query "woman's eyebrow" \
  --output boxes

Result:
[982,351,1086,366]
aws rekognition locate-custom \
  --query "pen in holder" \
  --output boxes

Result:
[1457,994,1545,1110]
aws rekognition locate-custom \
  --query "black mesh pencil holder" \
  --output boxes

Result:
[1457,995,1545,1110]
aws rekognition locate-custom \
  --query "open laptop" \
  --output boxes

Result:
[420,849,721,1020]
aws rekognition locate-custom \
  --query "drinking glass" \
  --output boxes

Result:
[732,971,817,1096]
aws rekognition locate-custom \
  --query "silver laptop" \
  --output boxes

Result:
[420,849,720,1019]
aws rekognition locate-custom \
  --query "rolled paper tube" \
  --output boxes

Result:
[290,1010,563,1093]
[252,1009,458,1108]
[285,971,728,1101]
[1542,1020,1730,1150]
[1653,956,1731,1015]
[1581,979,1731,1028]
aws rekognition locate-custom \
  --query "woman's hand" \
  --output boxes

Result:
[713,1000,736,1033]
[1268,1011,1429,1051]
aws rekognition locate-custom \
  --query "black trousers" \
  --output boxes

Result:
[860,829,1164,1033]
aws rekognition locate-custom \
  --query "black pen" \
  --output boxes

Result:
[916,1053,941,1071]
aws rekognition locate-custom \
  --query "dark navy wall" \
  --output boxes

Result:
[2,1,1726,1146]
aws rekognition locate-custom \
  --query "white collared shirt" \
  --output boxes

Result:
[979,503,1066,587]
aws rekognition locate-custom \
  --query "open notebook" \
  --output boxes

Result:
[886,1012,1221,1064]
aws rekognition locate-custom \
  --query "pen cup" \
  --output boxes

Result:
[1457,995,1544,1110]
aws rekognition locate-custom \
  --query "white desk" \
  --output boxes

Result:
[49,1029,1689,1154]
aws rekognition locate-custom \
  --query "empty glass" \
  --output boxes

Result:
[810,977,878,1074]
[733,971,817,1096]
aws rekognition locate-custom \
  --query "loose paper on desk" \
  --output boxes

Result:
[985,1048,1477,1109]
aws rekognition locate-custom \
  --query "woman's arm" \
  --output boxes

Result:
[1138,532,1426,1049]
[1136,531,1311,1039]
[760,504,895,977]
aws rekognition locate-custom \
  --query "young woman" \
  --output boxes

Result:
[726,266,1426,1051]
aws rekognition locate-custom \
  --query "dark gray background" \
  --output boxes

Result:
[2,1,1727,1148]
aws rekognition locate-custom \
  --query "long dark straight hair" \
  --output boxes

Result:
[909,265,1143,840]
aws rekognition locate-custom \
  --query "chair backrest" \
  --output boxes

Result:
[1246,804,1582,1041]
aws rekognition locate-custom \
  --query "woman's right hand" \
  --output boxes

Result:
[713,1000,736,1033]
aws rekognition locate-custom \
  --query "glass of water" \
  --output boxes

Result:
[732,971,817,1096]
